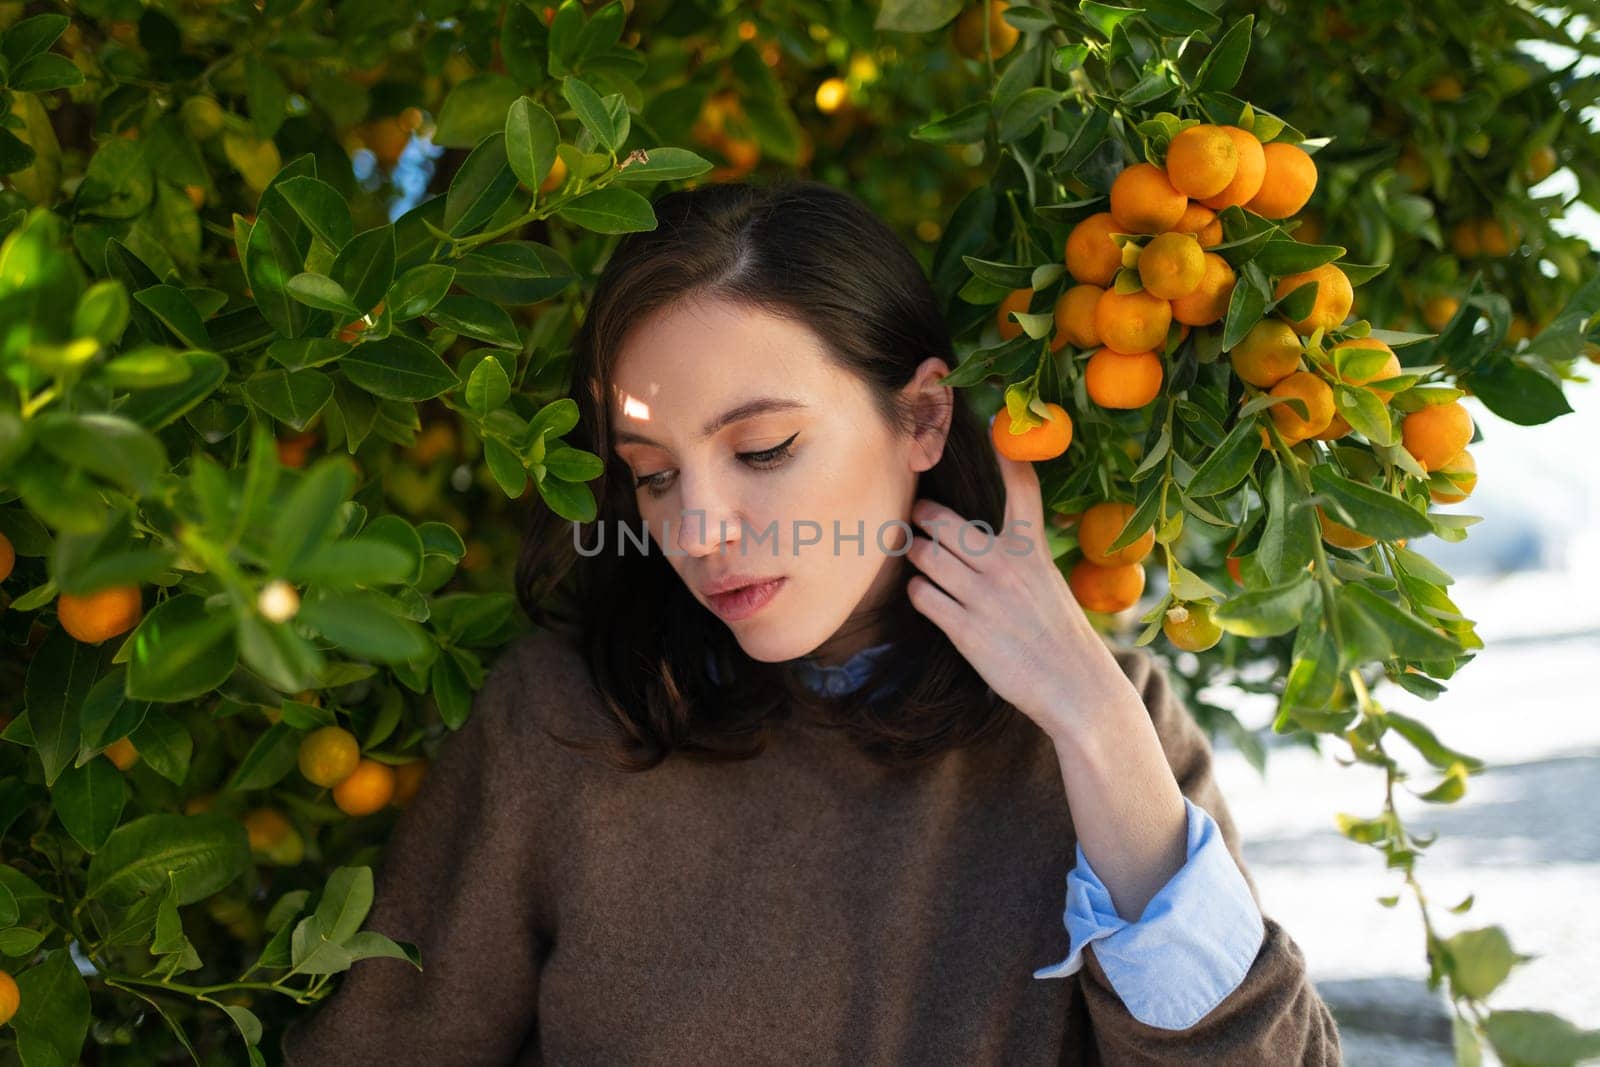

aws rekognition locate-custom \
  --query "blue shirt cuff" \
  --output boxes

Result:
[1032,795,1266,1030]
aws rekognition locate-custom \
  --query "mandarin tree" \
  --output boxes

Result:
[2,0,1598,1062]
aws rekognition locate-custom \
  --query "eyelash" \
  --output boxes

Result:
[634,433,799,497]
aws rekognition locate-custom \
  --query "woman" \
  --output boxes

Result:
[280,178,1342,1064]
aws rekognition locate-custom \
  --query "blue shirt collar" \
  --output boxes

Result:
[705,640,902,698]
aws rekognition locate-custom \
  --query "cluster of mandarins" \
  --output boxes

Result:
[988,123,1479,631]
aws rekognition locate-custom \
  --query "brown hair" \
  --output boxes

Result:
[515,176,1017,771]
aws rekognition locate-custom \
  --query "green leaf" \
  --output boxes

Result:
[434,73,522,149]
[1258,463,1317,583]
[245,367,335,432]
[428,294,521,348]
[246,55,288,139]
[286,273,361,315]
[1195,15,1253,93]
[224,722,301,792]
[444,133,519,238]
[1461,361,1573,426]
[331,224,397,316]
[562,75,618,151]
[2,13,71,68]
[74,280,130,345]
[270,456,355,574]
[873,0,963,31]
[1253,238,1346,277]
[128,710,193,786]
[1332,382,1396,445]
[117,349,228,429]
[296,592,433,663]
[341,335,458,401]
[1339,583,1461,661]
[133,285,212,349]
[466,355,512,416]
[125,594,238,703]
[1214,572,1317,636]
[51,758,127,853]
[33,412,168,496]
[246,211,309,338]
[1222,263,1269,350]
[613,146,714,183]
[505,96,560,191]
[1310,465,1432,541]
[387,264,455,320]
[1384,710,1486,773]
[554,186,657,234]
[1483,1010,1600,1066]
[85,812,250,906]
[11,51,84,92]
[453,241,574,304]
[25,624,106,787]
[1185,417,1262,498]
[10,948,90,1067]
[275,176,354,251]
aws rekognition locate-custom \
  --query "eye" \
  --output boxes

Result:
[633,433,799,498]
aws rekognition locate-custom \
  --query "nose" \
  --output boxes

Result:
[670,471,742,560]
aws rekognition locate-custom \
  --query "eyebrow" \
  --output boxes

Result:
[612,396,808,449]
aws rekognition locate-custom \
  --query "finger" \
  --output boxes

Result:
[904,530,980,607]
[910,500,989,573]
[988,411,1049,555]
[906,571,967,646]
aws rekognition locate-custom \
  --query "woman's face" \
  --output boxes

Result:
[609,294,953,667]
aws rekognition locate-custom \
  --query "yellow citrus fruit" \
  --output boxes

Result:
[1450,220,1481,259]
[539,154,568,194]
[997,287,1033,341]
[814,77,848,114]
[952,1,1020,61]
[1086,348,1164,409]
[1330,338,1403,402]
[57,586,143,644]
[1274,263,1353,336]
[1163,602,1224,652]
[1312,413,1352,441]
[103,736,140,771]
[1430,449,1477,503]
[0,969,17,1027]
[183,791,216,815]
[1317,506,1377,549]
[1424,73,1464,102]
[298,725,362,788]
[1200,126,1266,210]
[1165,124,1239,199]
[1137,232,1205,299]
[1094,288,1172,354]
[1477,218,1518,257]
[332,758,397,816]
[991,402,1073,461]
[1525,144,1557,183]
[1422,295,1459,330]
[1230,320,1303,387]
[1507,315,1533,343]
[1077,501,1154,566]
[1110,163,1188,234]
[1066,212,1124,286]
[1247,142,1319,219]
[1069,559,1146,613]
[1397,146,1430,192]
[392,758,430,808]
[0,531,13,583]
[1169,252,1236,326]
[1054,285,1103,349]
[1172,202,1222,247]
[1401,401,1473,471]
[243,807,294,852]
[1268,371,1336,442]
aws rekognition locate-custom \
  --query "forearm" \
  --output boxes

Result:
[1041,690,1189,922]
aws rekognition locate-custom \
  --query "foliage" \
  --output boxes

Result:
[2,0,1598,1063]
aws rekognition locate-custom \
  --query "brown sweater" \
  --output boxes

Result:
[279,629,1342,1066]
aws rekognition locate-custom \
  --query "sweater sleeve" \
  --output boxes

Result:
[1069,646,1343,1066]
[278,635,549,1066]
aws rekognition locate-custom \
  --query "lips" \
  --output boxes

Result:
[704,577,787,622]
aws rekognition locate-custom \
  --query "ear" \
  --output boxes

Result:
[905,357,955,473]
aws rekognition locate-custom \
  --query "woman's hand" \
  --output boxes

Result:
[903,416,1146,739]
